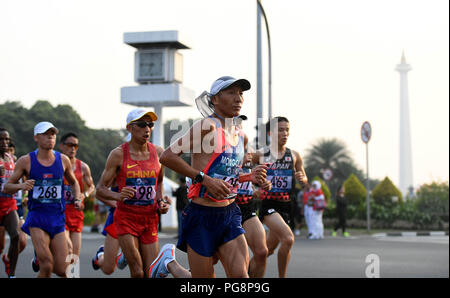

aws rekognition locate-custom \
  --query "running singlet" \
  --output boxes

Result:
[260,148,294,202]
[235,166,253,205]
[188,118,245,202]
[64,158,83,204]
[28,150,65,212]
[115,142,160,214]
[0,153,16,212]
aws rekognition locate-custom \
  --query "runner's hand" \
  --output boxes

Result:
[295,171,307,186]
[259,179,272,191]
[21,179,35,191]
[202,175,232,201]
[158,196,171,214]
[119,186,136,201]
[251,165,267,185]
[74,199,84,211]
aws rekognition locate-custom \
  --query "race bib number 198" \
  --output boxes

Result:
[125,177,156,206]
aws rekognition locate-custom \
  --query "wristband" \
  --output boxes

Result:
[238,173,253,183]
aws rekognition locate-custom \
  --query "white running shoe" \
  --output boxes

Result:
[148,244,176,278]
[116,252,128,270]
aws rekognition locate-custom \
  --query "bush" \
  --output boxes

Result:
[83,210,96,226]
[415,181,449,224]
[372,177,402,207]
[343,174,366,206]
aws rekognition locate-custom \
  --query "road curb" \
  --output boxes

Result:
[373,231,449,237]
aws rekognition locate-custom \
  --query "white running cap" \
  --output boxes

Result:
[34,121,59,136]
[126,108,158,126]
[209,76,251,96]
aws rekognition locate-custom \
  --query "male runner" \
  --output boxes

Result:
[257,117,308,278]
[91,186,127,275]
[0,128,20,278]
[159,76,271,278]
[233,116,269,278]
[96,108,171,278]
[4,121,81,278]
[59,132,95,258]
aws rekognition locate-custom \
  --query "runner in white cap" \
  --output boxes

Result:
[157,76,271,278]
[96,109,172,278]
[4,121,81,277]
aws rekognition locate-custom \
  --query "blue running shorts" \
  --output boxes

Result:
[177,202,245,257]
[22,210,66,239]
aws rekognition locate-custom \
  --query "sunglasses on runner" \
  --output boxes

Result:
[64,142,79,149]
[133,121,154,128]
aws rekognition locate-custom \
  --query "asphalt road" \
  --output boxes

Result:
[2,231,448,278]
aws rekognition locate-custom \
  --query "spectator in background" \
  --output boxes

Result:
[332,184,350,237]
[172,176,189,238]
[91,199,108,233]
[302,183,314,239]
[310,180,326,239]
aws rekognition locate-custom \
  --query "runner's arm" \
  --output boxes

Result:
[81,161,95,200]
[292,150,308,186]
[96,147,135,202]
[62,154,81,207]
[155,146,170,213]
[160,119,233,200]
[3,155,34,194]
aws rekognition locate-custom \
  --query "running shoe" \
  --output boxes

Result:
[31,251,40,272]
[343,232,350,238]
[331,231,337,237]
[92,245,104,270]
[116,252,128,270]
[148,244,175,278]
[2,254,10,276]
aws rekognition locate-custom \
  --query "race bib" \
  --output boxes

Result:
[212,173,239,198]
[124,177,156,206]
[64,185,75,204]
[237,181,253,196]
[267,169,293,193]
[32,179,63,204]
[0,177,13,198]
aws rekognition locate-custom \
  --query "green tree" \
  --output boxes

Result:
[0,100,125,183]
[304,138,365,198]
[371,177,403,207]
[343,173,367,206]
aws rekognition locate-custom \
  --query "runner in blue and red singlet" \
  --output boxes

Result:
[4,121,81,278]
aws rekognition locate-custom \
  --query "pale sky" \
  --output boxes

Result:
[0,0,448,190]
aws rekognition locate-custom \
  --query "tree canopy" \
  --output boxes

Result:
[1,100,126,182]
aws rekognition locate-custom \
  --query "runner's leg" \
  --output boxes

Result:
[263,213,294,277]
[70,232,82,256]
[18,218,27,253]
[217,234,249,278]
[0,227,5,254]
[187,244,215,278]
[30,227,53,278]
[50,231,69,277]
[140,241,159,278]
[243,216,268,278]
[4,211,20,276]
[100,234,120,275]
[119,234,144,278]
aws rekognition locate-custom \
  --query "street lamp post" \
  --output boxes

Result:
[256,0,272,149]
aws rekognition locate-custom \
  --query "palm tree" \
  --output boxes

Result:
[304,138,364,197]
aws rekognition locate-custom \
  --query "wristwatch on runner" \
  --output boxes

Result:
[193,171,205,185]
